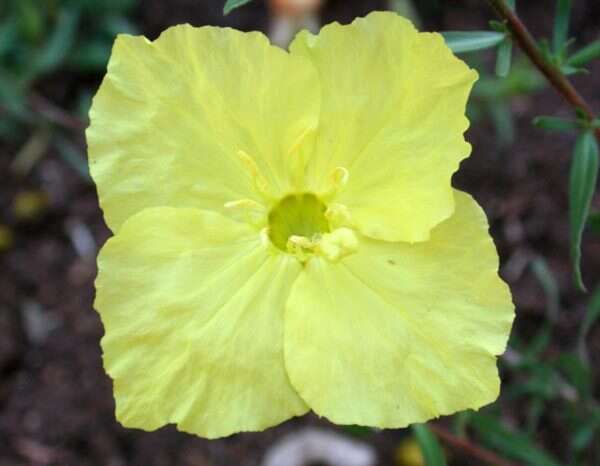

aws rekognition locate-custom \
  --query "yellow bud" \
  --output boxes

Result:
[394,437,425,466]
[0,225,14,252]
[13,191,49,221]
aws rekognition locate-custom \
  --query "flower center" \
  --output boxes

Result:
[268,193,330,252]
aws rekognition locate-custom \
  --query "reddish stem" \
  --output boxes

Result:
[487,0,600,140]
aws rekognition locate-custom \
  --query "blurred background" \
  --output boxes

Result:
[1,0,600,465]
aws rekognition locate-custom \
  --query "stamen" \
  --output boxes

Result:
[286,235,316,262]
[331,166,349,188]
[325,203,352,228]
[288,126,315,156]
[224,199,266,225]
[316,227,359,262]
[288,127,315,189]
[322,166,349,200]
[237,150,272,199]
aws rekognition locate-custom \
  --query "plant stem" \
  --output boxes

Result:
[29,93,87,132]
[429,424,522,466]
[487,0,600,139]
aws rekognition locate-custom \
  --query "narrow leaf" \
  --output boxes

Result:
[553,0,571,55]
[470,414,561,466]
[223,0,253,15]
[29,8,79,78]
[412,424,447,466]
[569,131,599,291]
[560,64,587,76]
[533,116,579,132]
[567,40,600,67]
[495,38,513,77]
[531,258,560,322]
[578,286,600,361]
[441,31,505,54]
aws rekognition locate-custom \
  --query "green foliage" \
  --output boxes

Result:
[578,286,600,362]
[533,115,580,132]
[223,0,254,15]
[495,37,513,77]
[568,40,600,68]
[470,413,562,466]
[28,8,79,80]
[531,258,560,322]
[441,31,505,54]
[0,0,137,180]
[552,0,571,56]
[412,424,447,466]
[569,131,599,291]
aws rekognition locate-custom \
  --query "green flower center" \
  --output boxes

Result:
[268,193,330,252]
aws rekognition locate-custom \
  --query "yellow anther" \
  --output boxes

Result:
[322,166,349,200]
[331,166,349,188]
[286,235,316,262]
[237,150,271,198]
[317,227,359,262]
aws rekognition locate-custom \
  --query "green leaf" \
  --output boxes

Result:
[0,73,30,121]
[68,39,112,71]
[578,286,600,361]
[495,38,513,77]
[560,64,588,76]
[489,20,507,33]
[470,413,561,466]
[16,0,45,42]
[441,31,505,54]
[488,100,515,147]
[533,116,580,132]
[223,0,253,15]
[571,416,600,452]
[569,131,599,291]
[0,19,18,57]
[589,211,600,233]
[412,424,447,466]
[555,353,592,398]
[553,0,571,55]
[567,40,600,67]
[28,8,80,79]
[531,258,560,322]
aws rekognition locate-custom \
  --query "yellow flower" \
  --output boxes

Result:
[88,12,514,438]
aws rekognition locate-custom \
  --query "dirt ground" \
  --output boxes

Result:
[1,1,599,465]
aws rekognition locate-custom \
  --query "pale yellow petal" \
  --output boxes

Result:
[290,12,477,242]
[88,25,319,232]
[96,207,306,438]
[284,191,513,426]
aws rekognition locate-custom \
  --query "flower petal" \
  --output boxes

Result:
[284,191,513,427]
[96,207,307,438]
[88,25,320,232]
[290,12,477,242]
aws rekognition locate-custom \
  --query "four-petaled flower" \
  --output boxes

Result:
[88,11,514,438]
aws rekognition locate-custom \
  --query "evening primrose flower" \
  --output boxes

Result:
[88,12,514,438]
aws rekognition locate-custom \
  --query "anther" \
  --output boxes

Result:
[286,235,316,262]
[322,166,349,200]
[317,227,359,262]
